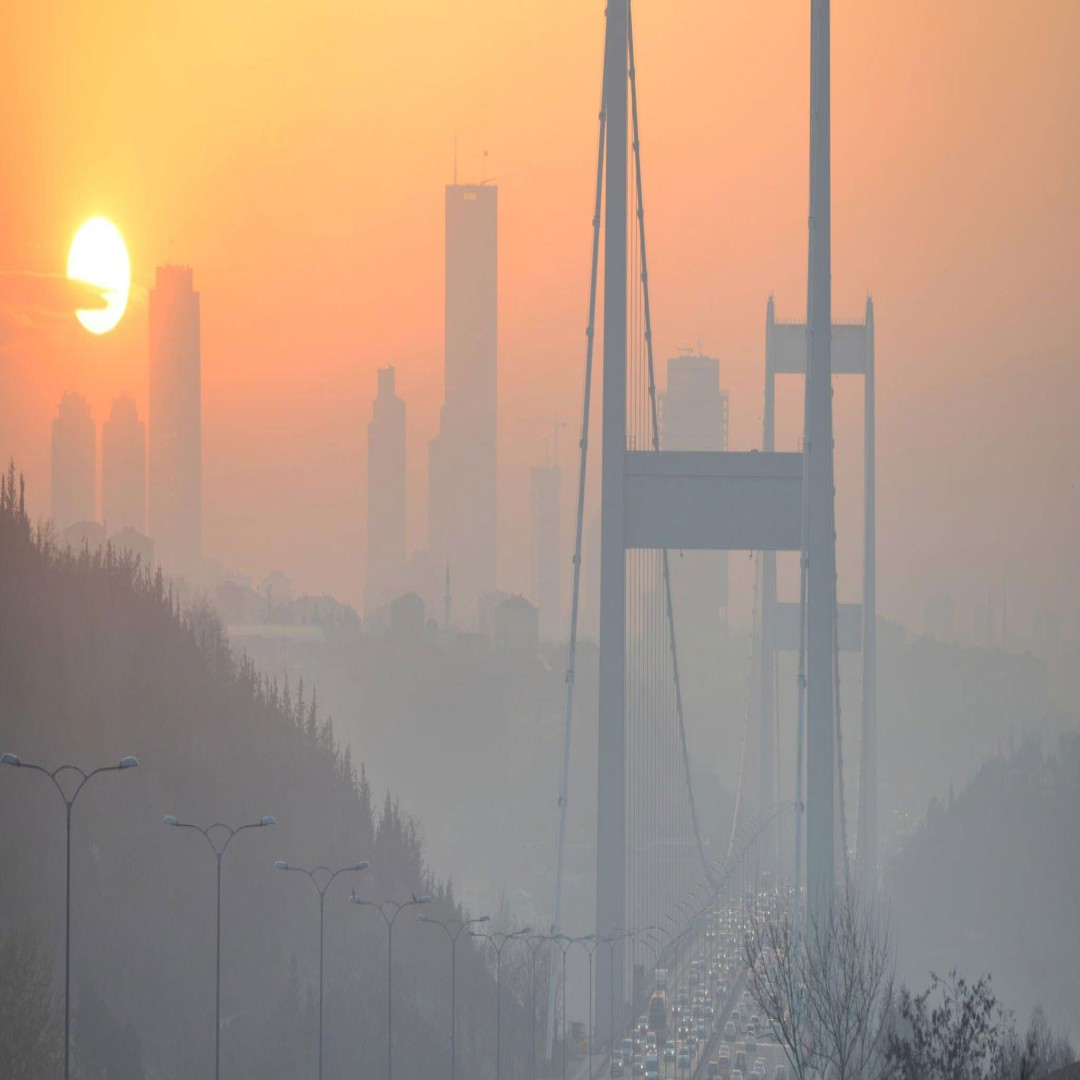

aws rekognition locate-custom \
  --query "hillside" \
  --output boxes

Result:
[889,731,1080,1043]
[0,466,521,1080]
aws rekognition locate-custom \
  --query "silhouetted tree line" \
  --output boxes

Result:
[889,728,1080,1049]
[887,970,1073,1080]
[0,463,541,1080]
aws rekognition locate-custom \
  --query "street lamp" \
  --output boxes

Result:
[1,752,138,1080]
[469,927,532,1080]
[275,858,370,1080]
[417,912,490,1080]
[525,934,557,1080]
[350,892,431,1080]
[607,928,635,1051]
[552,934,578,1080]
[164,813,275,1080]
[571,936,598,1080]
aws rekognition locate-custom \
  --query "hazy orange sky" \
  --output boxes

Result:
[1,0,1077,636]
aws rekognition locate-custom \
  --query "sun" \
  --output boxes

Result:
[67,217,130,334]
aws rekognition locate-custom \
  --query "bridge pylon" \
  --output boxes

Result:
[592,0,841,1043]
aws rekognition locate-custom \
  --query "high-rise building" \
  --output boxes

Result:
[366,365,407,613]
[530,463,561,641]
[428,181,498,620]
[660,354,730,745]
[149,265,201,577]
[661,354,729,452]
[102,394,146,535]
[51,391,96,532]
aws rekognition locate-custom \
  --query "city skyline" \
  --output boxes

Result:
[0,2,1077,638]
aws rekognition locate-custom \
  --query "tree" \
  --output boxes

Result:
[1002,1005,1075,1080]
[0,926,64,1079]
[743,885,895,1080]
[886,970,1005,1080]
[742,905,819,1080]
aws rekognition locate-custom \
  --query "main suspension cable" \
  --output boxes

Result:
[546,18,608,1056]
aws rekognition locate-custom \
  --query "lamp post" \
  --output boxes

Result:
[525,934,556,1080]
[417,912,490,1080]
[163,813,275,1080]
[469,927,532,1080]
[1,752,138,1080]
[607,928,634,1052]
[350,893,431,1080]
[552,934,578,1080]
[274,859,369,1080]
[571,936,598,1080]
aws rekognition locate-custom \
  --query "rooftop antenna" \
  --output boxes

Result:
[444,562,451,631]
[1002,571,1008,652]
[481,149,488,184]
[553,412,568,469]
[453,132,458,186]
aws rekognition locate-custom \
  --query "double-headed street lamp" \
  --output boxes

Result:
[551,933,577,1080]
[469,927,532,1080]
[525,933,557,1080]
[1,752,138,1080]
[570,935,598,1080]
[275,858,370,1080]
[417,912,490,1080]
[163,813,276,1080]
[606,928,635,1050]
[349,892,431,1080]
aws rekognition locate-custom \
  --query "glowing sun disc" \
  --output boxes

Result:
[67,217,130,334]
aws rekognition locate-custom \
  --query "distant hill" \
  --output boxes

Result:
[889,730,1080,1043]
[0,465,519,1080]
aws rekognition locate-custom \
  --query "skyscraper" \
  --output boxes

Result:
[366,365,407,613]
[530,463,561,641]
[428,181,497,620]
[660,353,730,745]
[51,391,95,531]
[149,265,201,577]
[102,394,146,535]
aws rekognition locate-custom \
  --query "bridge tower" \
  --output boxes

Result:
[758,293,877,890]
[593,0,840,1038]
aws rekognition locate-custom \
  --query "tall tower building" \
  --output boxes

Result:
[428,181,498,620]
[51,391,96,531]
[530,463,561,641]
[149,265,201,577]
[660,354,730,746]
[102,394,146,534]
[366,365,407,613]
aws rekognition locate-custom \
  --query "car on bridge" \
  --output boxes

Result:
[676,1048,691,1073]
[610,1056,624,1078]
[664,1040,675,1062]
[724,1021,736,1040]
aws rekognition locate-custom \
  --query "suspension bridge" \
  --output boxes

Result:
[545,0,879,1054]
